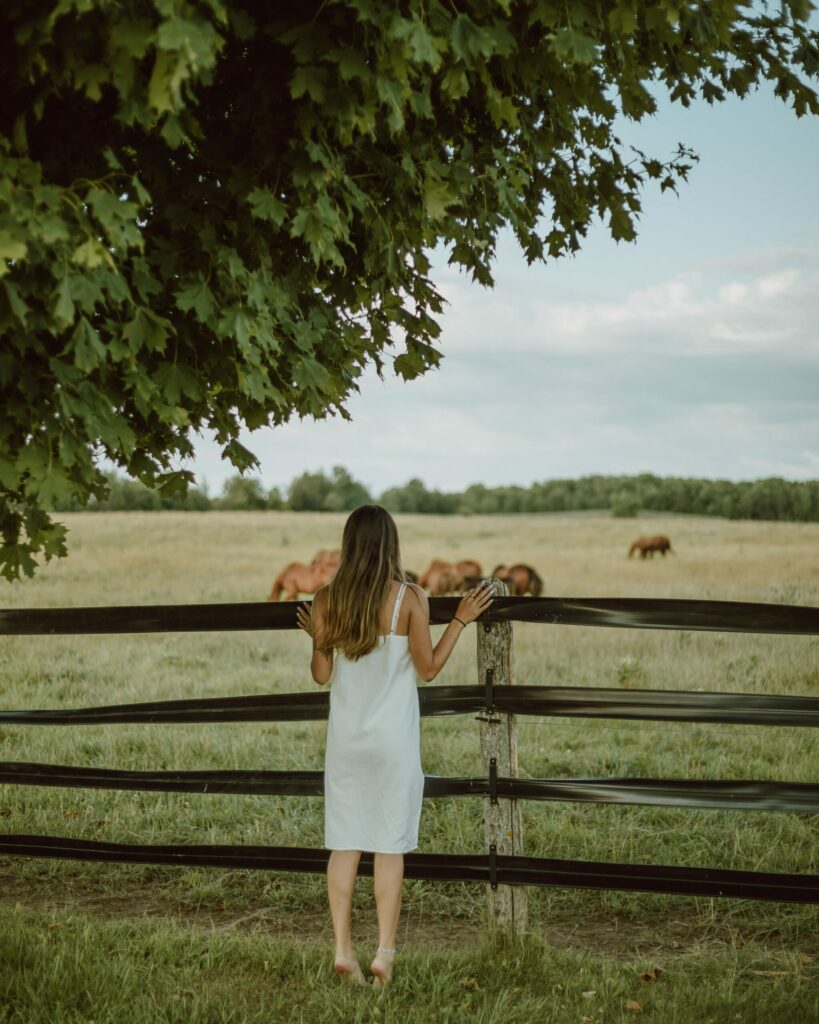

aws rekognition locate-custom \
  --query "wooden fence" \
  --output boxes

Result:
[0,585,818,935]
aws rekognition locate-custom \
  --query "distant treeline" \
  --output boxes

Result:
[53,467,819,522]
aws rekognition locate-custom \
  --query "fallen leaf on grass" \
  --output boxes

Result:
[458,977,480,990]
[581,989,597,998]
[639,968,663,982]
[626,1000,642,1012]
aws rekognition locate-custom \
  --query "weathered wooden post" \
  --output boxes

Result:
[476,577,527,935]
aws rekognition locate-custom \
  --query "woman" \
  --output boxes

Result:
[297,504,493,988]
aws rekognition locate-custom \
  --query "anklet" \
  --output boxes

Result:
[377,946,397,954]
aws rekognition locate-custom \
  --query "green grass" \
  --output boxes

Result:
[1,901,817,1024]
[0,511,817,1020]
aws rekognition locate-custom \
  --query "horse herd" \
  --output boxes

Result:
[266,536,675,598]
[266,552,544,600]
[267,534,674,601]
[417,559,544,597]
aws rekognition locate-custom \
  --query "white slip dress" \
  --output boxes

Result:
[323,581,424,853]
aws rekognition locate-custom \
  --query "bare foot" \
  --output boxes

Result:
[333,953,368,986]
[370,947,396,988]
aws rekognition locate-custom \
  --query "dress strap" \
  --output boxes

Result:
[389,581,408,634]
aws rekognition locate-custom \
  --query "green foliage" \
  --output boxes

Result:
[288,465,371,512]
[211,474,283,510]
[215,475,268,511]
[264,485,286,511]
[52,472,210,511]
[381,473,819,522]
[611,491,641,517]
[47,469,819,521]
[379,477,459,514]
[2,1,818,578]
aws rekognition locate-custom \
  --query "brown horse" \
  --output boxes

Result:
[419,558,483,595]
[422,564,460,596]
[491,563,544,596]
[418,559,450,590]
[311,548,341,585]
[453,559,482,588]
[628,535,674,559]
[267,562,324,601]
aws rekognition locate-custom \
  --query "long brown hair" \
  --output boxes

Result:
[324,505,406,660]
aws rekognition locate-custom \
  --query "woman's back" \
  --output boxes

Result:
[329,581,416,738]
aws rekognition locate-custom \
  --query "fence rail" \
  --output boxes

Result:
[1,593,818,918]
[0,684,816,727]
[0,834,814,903]
[1,595,817,635]
[2,762,818,813]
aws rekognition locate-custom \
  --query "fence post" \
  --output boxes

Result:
[476,577,527,936]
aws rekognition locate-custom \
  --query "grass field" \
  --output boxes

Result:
[0,510,817,1022]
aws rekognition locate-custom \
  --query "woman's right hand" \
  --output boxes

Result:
[454,581,494,625]
[297,602,314,638]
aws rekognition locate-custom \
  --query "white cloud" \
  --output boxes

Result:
[436,249,818,363]
[757,268,801,298]
[700,239,819,276]
[718,281,748,304]
[184,235,819,493]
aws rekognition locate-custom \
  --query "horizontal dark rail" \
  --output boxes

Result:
[0,596,817,636]
[2,761,817,813]
[0,685,816,727]
[492,686,819,727]
[0,834,815,903]
[466,776,819,812]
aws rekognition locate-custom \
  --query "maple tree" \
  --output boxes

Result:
[1,0,817,578]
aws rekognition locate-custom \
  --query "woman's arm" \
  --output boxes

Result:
[297,587,334,685]
[407,581,493,683]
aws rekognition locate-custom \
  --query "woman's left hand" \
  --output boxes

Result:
[297,602,314,637]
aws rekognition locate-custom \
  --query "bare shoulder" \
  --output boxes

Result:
[405,581,429,614]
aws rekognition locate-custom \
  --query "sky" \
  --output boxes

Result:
[186,61,819,499]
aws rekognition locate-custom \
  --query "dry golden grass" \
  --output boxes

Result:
[6,508,818,606]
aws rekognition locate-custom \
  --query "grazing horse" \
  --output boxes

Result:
[418,559,451,590]
[311,548,341,585]
[423,564,460,596]
[653,535,673,556]
[628,535,674,559]
[419,558,483,595]
[453,559,482,588]
[267,562,324,601]
[491,563,544,597]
